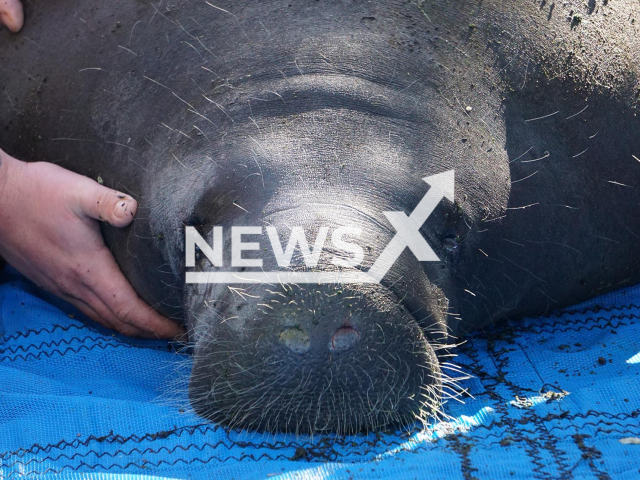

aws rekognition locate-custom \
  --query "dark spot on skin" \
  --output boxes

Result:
[117,195,125,199]
[571,13,583,28]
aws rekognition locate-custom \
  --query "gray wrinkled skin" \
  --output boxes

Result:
[1,0,639,434]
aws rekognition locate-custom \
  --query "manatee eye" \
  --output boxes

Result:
[185,211,205,228]
[442,235,462,264]
[183,212,207,262]
[442,236,460,253]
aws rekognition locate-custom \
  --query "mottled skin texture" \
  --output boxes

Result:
[1,0,639,433]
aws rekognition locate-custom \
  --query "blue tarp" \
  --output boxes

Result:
[0,268,639,479]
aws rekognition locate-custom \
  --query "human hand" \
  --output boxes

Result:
[0,0,23,33]
[0,148,185,339]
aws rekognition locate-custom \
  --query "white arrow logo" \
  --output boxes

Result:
[185,170,454,284]
[366,170,455,282]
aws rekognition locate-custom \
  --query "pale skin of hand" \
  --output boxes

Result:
[1,2,183,338]
[0,0,23,32]
[0,149,185,339]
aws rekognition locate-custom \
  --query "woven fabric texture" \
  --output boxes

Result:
[0,270,639,479]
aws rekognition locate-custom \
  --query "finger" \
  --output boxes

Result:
[10,266,144,336]
[76,257,185,339]
[0,0,24,33]
[0,146,16,162]
[88,250,186,339]
[73,177,138,228]
[61,288,152,338]
[106,289,186,339]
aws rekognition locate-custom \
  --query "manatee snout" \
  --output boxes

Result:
[186,282,442,434]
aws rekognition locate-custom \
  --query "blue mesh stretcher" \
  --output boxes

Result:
[0,268,639,479]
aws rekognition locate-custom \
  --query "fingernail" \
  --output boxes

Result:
[113,198,131,219]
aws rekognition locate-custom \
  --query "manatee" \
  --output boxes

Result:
[1,0,639,434]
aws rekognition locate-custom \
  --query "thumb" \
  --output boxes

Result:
[75,178,138,228]
[0,0,24,33]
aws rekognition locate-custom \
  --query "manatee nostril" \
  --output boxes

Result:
[330,326,360,351]
[279,326,310,354]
